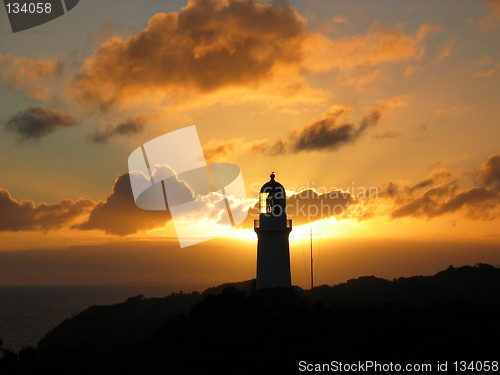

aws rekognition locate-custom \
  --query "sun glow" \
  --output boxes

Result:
[289,218,363,243]
[211,217,367,244]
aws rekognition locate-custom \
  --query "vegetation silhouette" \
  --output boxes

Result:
[1,264,500,374]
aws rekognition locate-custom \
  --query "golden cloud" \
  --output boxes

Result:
[0,53,61,100]
[479,153,500,190]
[70,0,440,112]
[71,0,310,110]
[307,23,441,71]
[388,154,500,220]
[0,189,94,232]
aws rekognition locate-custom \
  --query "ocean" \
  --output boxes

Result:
[0,284,208,352]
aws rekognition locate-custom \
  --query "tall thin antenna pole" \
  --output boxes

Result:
[310,227,313,289]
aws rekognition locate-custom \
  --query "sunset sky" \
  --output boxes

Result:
[0,0,499,288]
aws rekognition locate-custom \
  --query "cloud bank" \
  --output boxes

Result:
[0,189,93,232]
[1,153,498,235]
[389,154,500,220]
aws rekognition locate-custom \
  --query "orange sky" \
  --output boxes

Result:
[0,0,499,287]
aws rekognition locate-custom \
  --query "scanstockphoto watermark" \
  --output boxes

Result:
[298,360,435,372]
[298,360,499,373]
[249,181,379,219]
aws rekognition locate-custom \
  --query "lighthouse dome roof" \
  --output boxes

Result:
[260,172,285,194]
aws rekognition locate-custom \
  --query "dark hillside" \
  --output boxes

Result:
[1,264,500,374]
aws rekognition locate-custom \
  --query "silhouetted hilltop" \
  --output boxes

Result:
[202,279,256,295]
[38,291,203,353]
[2,264,500,374]
[34,280,256,355]
[308,263,500,306]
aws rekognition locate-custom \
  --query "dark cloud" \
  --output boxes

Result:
[478,153,500,190]
[436,187,498,217]
[89,118,145,144]
[408,178,436,194]
[281,109,381,153]
[391,183,457,218]
[384,182,399,197]
[390,154,500,220]
[392,184,498,220]
[407,169,453,194]
[197,108,382,159]
[76,174,171,235]
[0,189,94,232]
[245,107,381,155]
[4,106,77,141]
[203,142,236,162]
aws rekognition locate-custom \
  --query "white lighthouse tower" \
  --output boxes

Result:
[254,172,292,289]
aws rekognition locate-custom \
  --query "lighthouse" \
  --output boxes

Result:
[254,172,292,289]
